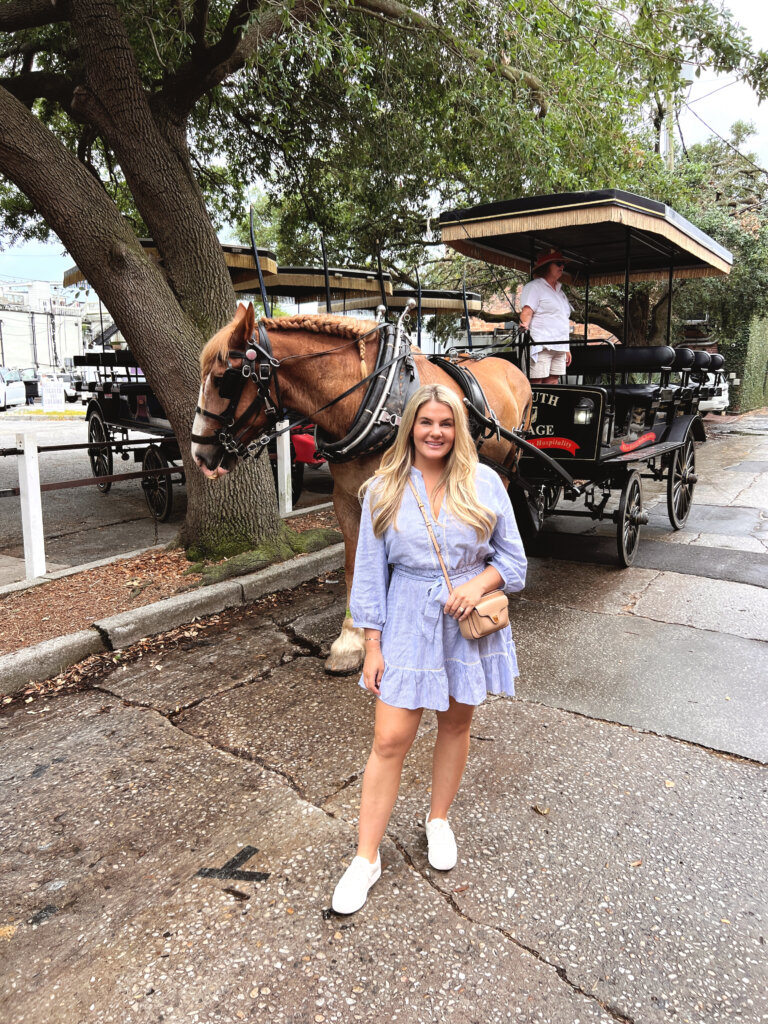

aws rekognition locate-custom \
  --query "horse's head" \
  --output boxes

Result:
[191,302,278,478]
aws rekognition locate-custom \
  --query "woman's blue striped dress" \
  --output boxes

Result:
[350,463,527,710]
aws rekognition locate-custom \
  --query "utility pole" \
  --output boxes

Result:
[0,319,4,365]
[30,312,38,367]
[49,301,59,368]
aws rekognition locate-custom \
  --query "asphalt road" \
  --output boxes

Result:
[0,411,766,1023]
[0,409,333,585]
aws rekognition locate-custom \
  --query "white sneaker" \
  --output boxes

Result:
[331,853,381,914]
[425,812,457,871]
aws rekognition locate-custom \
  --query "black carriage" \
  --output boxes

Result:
[439,189,732,566]
[73,349,183,521]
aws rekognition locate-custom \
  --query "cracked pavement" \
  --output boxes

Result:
[1,414,767,1024]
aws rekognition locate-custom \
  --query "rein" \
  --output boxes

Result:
[192,320,402,462]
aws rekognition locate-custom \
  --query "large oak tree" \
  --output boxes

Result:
[1,1,763,553]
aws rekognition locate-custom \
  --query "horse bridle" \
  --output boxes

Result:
[192,322,283,462]
[192,319,403,465]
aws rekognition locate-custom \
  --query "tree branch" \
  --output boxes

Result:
[0,0,70,32]
[473,309,516,323]
[190,0,211,49]
[162,0,319,117]
[0,71,76,111]
[354,0,548,116]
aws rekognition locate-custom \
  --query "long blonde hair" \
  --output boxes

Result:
[362,383,496,541]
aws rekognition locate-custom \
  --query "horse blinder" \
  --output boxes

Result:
[215,367,243,400]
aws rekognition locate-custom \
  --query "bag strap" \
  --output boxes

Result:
[407,478,454,595]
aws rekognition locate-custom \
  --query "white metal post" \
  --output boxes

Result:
[275,419,293,516]
[16,430,47,579]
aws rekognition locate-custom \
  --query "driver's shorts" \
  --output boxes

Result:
[530,348,568,378]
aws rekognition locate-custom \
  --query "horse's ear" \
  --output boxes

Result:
[244,302,256,335]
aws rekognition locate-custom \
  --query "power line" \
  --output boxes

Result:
[681,102,768,182]
[686,79,740,105]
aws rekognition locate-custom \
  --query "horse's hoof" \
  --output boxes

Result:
[325,618,365,675]
[324,651,364,676]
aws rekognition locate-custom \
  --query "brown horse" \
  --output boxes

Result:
[191,302,531,674]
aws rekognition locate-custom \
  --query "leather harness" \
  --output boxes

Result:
[192,319,514,470]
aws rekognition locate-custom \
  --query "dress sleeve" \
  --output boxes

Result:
[349,485,390,630]
[485,471,527,594]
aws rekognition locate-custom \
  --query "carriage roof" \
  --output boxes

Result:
[63,240,279,290]
[439,189,733,285]
[267,266,392,301]
[329,288,481,315]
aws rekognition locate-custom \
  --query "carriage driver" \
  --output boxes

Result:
[519,250,573,384]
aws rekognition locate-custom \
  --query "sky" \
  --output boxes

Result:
[676,0,768,168]
[0,0,766,287]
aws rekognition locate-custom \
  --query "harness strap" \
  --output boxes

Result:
[193,348,411,453]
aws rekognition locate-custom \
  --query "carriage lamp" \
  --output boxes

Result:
[573,397,595,425]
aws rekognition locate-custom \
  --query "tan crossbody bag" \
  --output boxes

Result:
[408,479,509,640]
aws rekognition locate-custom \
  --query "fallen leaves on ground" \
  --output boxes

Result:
[0,507,338,657]
[1,570,344,708]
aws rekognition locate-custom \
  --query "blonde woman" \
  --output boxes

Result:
[332,383,526,914]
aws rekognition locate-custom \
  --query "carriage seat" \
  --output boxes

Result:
[670,347,695,371]
[569,345,675,376]
[690,351,712,372]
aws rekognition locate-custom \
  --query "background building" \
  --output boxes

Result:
[0,281,117,371]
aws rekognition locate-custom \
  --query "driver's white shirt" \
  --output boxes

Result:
[520,277,573,360]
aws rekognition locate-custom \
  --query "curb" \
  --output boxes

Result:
[0,543,345,698]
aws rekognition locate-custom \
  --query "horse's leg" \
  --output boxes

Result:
[325,480,366,675]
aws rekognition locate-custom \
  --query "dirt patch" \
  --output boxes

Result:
[0,507,339,656]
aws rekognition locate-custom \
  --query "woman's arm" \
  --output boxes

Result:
[486,473,527,594]
[362,629,385,693]
[349,487,389,632]
[519,305,534,331]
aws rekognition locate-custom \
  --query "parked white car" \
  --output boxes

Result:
[0,367,26,410]
[699,373,730,414]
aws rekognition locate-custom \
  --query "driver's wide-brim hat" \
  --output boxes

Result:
[533,249,569,272]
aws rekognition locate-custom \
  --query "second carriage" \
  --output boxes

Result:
[438,189,732,565]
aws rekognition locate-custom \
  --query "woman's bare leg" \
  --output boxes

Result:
[430,699,475,820]
[356,702,423,862]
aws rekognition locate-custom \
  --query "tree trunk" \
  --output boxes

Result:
[0,83,282,556]
[625,292,651,346]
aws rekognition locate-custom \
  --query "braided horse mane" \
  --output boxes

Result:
[200,312,378,381]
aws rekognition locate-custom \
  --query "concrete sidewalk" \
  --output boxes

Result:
[1,574,765,1024]
[1,411,766,1023]
[0,544,346,697]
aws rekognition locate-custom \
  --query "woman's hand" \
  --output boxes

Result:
[443,579,488,622]
[444,566,504,622]
[363,646,385,694]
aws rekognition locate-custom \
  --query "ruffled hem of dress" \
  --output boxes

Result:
[357,646,518,711]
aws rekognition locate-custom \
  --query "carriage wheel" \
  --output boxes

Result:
[87,410,113,493]
[616,471,645,567]
[667,437,696,530]
[290,461,305,505]
[142,445,173,522]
